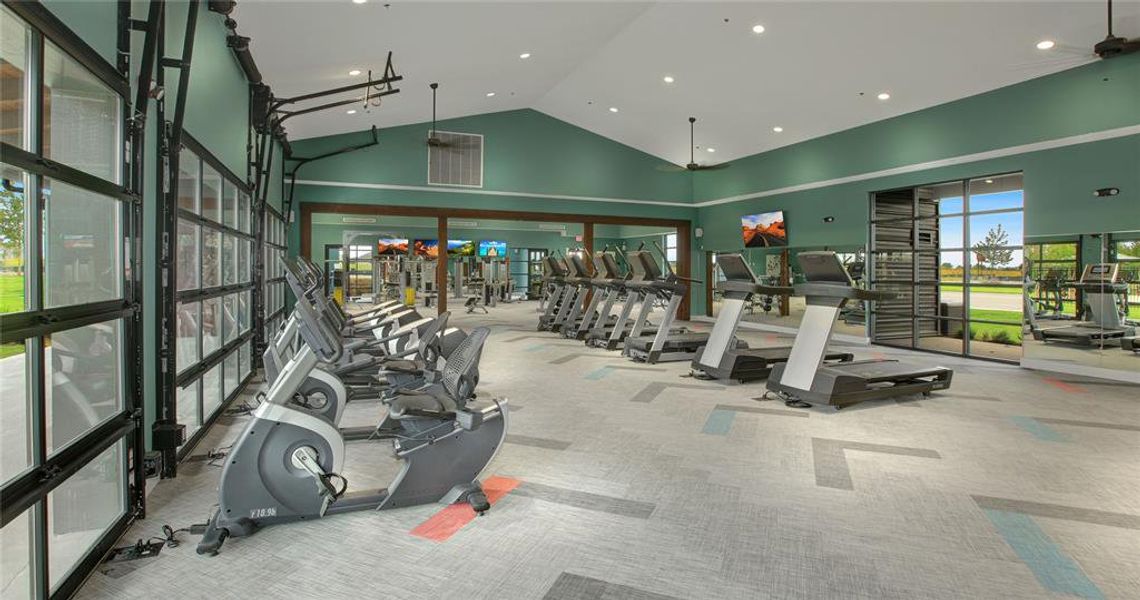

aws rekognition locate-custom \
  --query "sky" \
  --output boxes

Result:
[937,190,1023,267]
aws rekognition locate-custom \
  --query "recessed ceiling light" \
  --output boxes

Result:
[609,107,619,113]
[519,52,531,59]
[706,147,716,153]
[486,92,496,97]
[984,179,994,184]
[877,92,891,100]
[751,24,765,34]
[348,69,361,76]
[346,109,357,114]
[1036,40,1055,50]
[352,0,367,4]
[772,126,783,133]
[663,76,675,84]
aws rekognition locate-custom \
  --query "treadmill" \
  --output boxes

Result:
[766,252,953,409]
[570,250,624,340]
[537,257,572,331]
[551,253,594,333]
[691,254,853,382]
[623,248,713,363]
[587,249,657,349]
[1031,263,1135,346]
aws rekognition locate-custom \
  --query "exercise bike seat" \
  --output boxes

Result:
[388,387,458,417]
[331,355,377,378]
[381,359,422,373]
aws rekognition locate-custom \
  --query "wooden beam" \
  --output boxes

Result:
[298,202,690,229]
[300,205,312,260]
[582,222,594,307]
[704,251,714,318]
[437,216,448,315]
[677,221,692,320]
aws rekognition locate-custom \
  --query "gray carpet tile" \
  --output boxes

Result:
[71,301,1140,600]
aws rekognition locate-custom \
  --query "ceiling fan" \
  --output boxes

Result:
[1093,0,1139,59]
[657,117,728,172]
[1011,0,1138,70]
[426,83,453,148]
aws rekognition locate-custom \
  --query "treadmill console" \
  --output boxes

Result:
[568,253,592,278]
[797,252,855,286]
[626,251,648,281]
[599,252,621,279]
[546,257,569,277]
[717,254,757,283]
[639,252,664,281]
[1080,263,1120,283]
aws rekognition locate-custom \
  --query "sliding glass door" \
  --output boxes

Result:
[870,173,1024,361]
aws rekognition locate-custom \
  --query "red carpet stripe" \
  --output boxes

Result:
[1042,377,1087,394]
[410,476,520,542]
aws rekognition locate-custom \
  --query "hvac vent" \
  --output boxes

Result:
[427,131,483,188]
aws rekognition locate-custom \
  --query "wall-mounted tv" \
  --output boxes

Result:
[478,240,507,257]
[741,211,787,248]
[447,239,475,256]
[413,239,439,259]
[377,237,409,255]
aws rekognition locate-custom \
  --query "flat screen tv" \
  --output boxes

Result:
[377,237,409,255]
[741,211,787,248]
[447,239,475,256]
[478,240,507,257]
[413,239,439,259]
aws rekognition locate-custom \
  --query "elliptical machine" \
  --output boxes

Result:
[197,259,509,555]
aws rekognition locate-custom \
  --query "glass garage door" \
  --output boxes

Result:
[1,5,142,598]
[173,139,256,454]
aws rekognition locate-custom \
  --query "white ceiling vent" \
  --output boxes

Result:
[428,131,483,188]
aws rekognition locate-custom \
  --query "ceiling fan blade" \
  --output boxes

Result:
[1007,55,1096,71]
[693,163,729,171]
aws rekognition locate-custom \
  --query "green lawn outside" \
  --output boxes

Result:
[1,275,27,359]
[941,284,1022,294]
[0,274,24,314]
[966,308,1023,345]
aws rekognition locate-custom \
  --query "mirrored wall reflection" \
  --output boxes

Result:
[1022,230,1139,377]
[708,246,867,338]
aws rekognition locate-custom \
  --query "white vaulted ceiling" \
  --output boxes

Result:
[235,1,1139,165]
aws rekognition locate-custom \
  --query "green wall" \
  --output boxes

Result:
[164,1,251,176]
[291,108,690,204]
[688,55,1140,315]
[40,0,118,64]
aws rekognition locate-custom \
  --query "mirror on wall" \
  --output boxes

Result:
[1021,230,1139,378]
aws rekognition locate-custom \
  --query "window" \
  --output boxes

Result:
[665,233,678,267]
[0,5,138,597]
[870,173,1024,361]
[172,139,256,448]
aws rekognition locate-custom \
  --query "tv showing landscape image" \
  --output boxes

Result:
[377,238,409,255]
[447,239,475,256]
[478,240,507,257]
[741,211,787,247]
[413,239,439,259]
